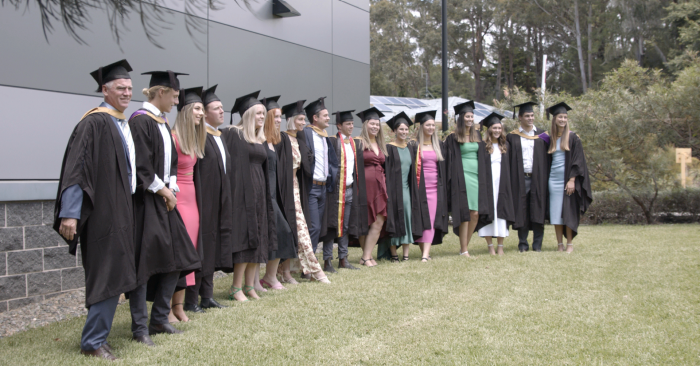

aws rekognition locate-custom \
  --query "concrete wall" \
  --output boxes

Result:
[0,0,369,306]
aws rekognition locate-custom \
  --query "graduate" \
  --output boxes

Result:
[127,71,201,341]
[383,112,420,261]
[54,60,138,360]
[444,100,486,258]
[319,110,367,272]
[540,102,593,253]
[182,85,231,311]
[220,91,277,301]
[356,107,389,267]
[296,97,339,260]
[278,100,330,283]
[257,95,297,290]
[476,112,515,255]
[411,111,448,262]
[506,102,549,252]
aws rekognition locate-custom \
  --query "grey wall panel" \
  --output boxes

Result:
[208,0,333,55]
[0,3,207,96]
[333,56,370,136]
[339,0,370,12]
[332,0,370,64]
[0,86,147,180]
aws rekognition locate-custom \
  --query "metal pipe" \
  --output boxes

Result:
[441,0,448,132]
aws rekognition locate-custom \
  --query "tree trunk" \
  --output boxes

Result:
[573,0,588,93]
[508,46,514,89]
[587,3,593,88]
[495,47,502,99]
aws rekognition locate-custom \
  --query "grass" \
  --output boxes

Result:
[1,224,699,365]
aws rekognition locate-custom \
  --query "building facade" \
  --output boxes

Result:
[0,0,370,310]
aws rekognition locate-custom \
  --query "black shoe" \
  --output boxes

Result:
[323,259,338,273]
[200,298,227,309]
[132,335,155,346]
[148,323,183,335]
[338,258,358,270]
[518,245,529,252]
[183,303,206,313]
[81,344,117,360]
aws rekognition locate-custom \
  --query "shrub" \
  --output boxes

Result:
[584,188,700,224]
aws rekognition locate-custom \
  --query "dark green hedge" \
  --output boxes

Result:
[583,188,700,224]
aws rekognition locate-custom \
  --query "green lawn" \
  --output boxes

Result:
[1,224,699,365]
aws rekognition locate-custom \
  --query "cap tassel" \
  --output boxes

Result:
[96,66,104,93]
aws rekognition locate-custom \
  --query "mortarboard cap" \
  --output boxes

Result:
[415,110,437,124]
[453,100,476,116]
[90,59,132,93]
[141,70,188,90]
[386,111,413,131]
[282,100,307,120]
[202,84,220,107]
[177,86,203,112]
[481,112,505,130]
[334,110,356,125]
[357,107,385,122]
[304,97,327,118]
[261,95,281,111]
[546,102,572,119]
[230,91,263,124]
[514,101,538,117]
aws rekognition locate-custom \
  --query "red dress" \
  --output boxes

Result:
[173,134,199,287]
[364,147,388,226]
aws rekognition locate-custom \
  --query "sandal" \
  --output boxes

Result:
[421,257,429,262]
[228,286,248,302]
[402,256,409,261]
[360,258,373,266]
[390,255,399,263]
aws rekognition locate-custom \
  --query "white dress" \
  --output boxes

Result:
[478,143,509,238]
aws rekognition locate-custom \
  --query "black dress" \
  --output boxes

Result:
[266,145,296,261]
[232,143,271,264]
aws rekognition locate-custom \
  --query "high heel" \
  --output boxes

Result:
[310,273,331,284]
[243,285,258,299]
[360,258,372,267]
[402,256,409,261]
[390,255,399,263]
[228,286,248,302]
[261,279,286,290]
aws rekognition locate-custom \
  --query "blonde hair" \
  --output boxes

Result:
[264,108,282,145]
[233,104,266,144]
[455,112,481,143]
[359,120,388,156]
[287,115,307,132]
[548,114,570,154]
[415,123,444,161]
[484,124,507,154]
[142,86,173,101]
[173,103,206,159]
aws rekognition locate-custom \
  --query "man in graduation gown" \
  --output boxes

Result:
[319,110,367,272]
[54,60,138,360]
[183,85,231,312]
[506,102,549,252]
[295,97,339,258]
[127,70,201,342]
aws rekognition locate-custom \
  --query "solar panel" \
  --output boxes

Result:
[386,97,403,105]
[373,103,392,112]
[398,98,417,106]
[375,97,392,104]
[370,96,381,104]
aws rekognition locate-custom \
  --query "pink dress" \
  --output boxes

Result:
[173,134,199,286]
[416,150,438,243]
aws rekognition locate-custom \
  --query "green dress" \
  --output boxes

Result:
[391,146,414,246]
[460,142,479,211]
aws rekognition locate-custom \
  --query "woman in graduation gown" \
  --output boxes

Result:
[445,101,484,258]
[256,96,296,291]
[411,111,448,262]
[169,86,206,322]
[476,113,515,255]
[220,91,277,301]
[541,102,592,253]
[384,112,419,262]
[356,107,389,267]
[277,101,330,283]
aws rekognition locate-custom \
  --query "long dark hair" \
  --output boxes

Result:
[455,112,481,143]
[484,124,507,154]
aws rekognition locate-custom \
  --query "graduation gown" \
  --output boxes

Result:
[409,140,448,244]
[320,135,369,242]
[295,126,339,240]
[384,143,421,240]
[196,130,233,275]
[541,131,593,238]
[506,130,549,230]
[444,133,490,235]
[220,128,276,264]
[53,110,138,307]
[475,141,516,231]
[128,112,201,288]
[274,132,299,252]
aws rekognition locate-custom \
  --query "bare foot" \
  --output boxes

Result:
[171,305,189,322]
[566,244,574,253]
[460,251,471,258]
[168,311,180,324]
[245,288,261,300]
[254,283,267,293]
[232,291,248,302]
[497,245,504,256]
[557,243,565,252]
[488,245,496,256]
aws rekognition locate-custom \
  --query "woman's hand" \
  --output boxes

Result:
[566,178,575,196]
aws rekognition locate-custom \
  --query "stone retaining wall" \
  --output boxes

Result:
[0,201,85,312]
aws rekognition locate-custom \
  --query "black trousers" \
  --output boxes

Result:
[128,271,179,337]
[185,274,214,305]
[518,176,544,251]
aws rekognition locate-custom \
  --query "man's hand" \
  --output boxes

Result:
[59,218,78,241]
[158,186,177,211]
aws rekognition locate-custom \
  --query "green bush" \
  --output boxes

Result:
[584,188,700,224]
